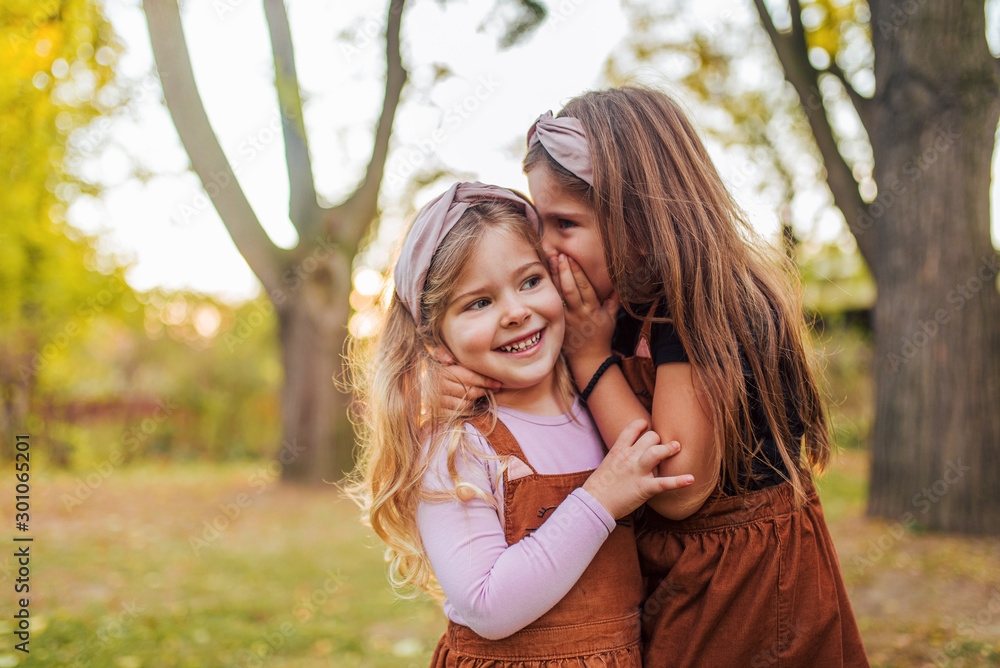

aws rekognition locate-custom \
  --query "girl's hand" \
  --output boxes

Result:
[434,349,502,412]
[582,419,694,519]
[550,254,618,370]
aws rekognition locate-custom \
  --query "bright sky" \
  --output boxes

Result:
[70,0,1000,303]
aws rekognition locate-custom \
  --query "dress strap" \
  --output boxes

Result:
[636,299,662,352]
[466,415,538,474]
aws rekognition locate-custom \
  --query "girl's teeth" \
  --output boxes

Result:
[501,331,541,352]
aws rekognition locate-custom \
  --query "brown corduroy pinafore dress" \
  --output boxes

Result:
[430,416,644,667]
[620,315,870,668]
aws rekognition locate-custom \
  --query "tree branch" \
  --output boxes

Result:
[262,0,323,240]
[142,0,284,296]
[752,0,875,265]
[788,0,806,39]
[827,61,874,136]
[755,0,788,49]
[342,0,408,251]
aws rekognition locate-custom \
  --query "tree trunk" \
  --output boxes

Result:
[276,242,355,483]
[143,0,407,485]
[0,348,34,458]
[865,0,1000,533]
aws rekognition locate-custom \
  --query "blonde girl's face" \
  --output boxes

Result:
[527,165,614,302]
[439,228,565,405]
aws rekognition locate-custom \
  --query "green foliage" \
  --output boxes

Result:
[0,2,282,467]
[34,292,283,470]
[0,0,123,329]
[799,242,876,451]
[812,446,867,522]
[799,0,871,74]
[799,241,876,315]
[816,322,873,450]
[0,0,125,431]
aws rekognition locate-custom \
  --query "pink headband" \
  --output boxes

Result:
[526,111,593,186]
[394,182,541,324]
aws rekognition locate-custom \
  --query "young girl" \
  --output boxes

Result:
[445,89,869,666]
[349,181,693,666]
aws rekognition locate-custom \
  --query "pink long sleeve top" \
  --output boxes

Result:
[416,400,616,640]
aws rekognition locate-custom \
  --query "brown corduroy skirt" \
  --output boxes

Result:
[636,478,869,667]
[430,613,642,667]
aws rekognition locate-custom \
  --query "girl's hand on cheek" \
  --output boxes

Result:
[555,254,618,367]
[434,349,502,412]
[546,254,562,298]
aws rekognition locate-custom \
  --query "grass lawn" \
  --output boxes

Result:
[2,451,998,667]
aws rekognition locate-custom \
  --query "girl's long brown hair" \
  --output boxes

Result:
[525,86,830,502]
[347,199,576,597]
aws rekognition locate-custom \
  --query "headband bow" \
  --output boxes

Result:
[526,111,593,186]
[394,182,540,324]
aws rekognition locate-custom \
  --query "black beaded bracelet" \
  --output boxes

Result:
[579,355,622,403]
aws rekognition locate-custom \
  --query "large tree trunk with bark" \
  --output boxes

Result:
[865,0,1000,533]
[276,244,355,481]
[754,0,1000,533]
[143,0,406,484]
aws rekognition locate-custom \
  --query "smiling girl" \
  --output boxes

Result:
[349,182,693,666]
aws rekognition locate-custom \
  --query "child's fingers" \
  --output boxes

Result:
[637,441,679,472]
[432,347,457,366]
[603,291,620,318]
[557,254,585,309]
[565,255,599,306]
[441,362,500,390]
[643,474,695,496]
[439,393,467,413]
[438,376,478,409]
[611,419,650,451]
[440,366,501,400]
[546,254,565,299]
[629,429,662,455]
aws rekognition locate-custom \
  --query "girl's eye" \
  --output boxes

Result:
[557,218,577,230]
[522,275,542,290]
[467,298,489,311]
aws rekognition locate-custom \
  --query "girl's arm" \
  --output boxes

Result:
[417,481,614,639]
[567,358,716,520]
[557,256,717,521]
[418,420,688,640]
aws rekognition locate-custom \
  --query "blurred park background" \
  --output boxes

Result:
[2,0,1000,665]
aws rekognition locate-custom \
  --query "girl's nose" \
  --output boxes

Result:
[501,298,531,327]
